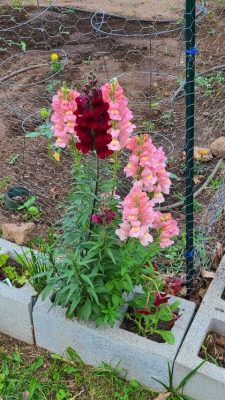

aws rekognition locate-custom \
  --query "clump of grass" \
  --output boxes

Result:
[0,337,156,400]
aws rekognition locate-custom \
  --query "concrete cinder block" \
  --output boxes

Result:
[174,302,225,400]
[33,295,195,390]
[202,256,225,311]
[0,238,36,344]
[0,238,35,261]
[0,282,36,344]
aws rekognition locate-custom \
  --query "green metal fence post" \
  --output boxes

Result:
[185,0,196,293]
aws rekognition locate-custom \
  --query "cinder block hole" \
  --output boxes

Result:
[199,331,225,368]
[221,288,225,301]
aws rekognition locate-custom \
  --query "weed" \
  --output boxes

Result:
[153,361,205,400]
[0,176,12,190]
[193,199,203,213]
[0,345,156,399]
[159,230,211,273]
[143,120,156,132]
[46,79,61,94]
[8,154,20,166]
[26,123,53,139]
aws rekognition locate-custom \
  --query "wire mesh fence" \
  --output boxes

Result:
[0,0,225,291]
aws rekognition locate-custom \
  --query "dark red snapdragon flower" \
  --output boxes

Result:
[91,209,116,225]
[74,79,113,159]
[153,292,170,307]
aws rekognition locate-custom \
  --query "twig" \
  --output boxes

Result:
[70,390,85,399]
[0,63,48,83]
[158,158,223,211]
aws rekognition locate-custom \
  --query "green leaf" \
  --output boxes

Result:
[80,274,94,289]
[112,294,121,307]
[17,196,36,210]
[29,356,44,372]
[176,360,206,391]
[158,307,174,322]
[105,248,116,265]
[77,299,92,320]
[66,347,84,365]
[86,286,99,305]
[157,330,175,345]
[42,283,55,300]
[169,301,180,312]
[0,253,8,268]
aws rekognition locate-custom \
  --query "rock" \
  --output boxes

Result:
[210,137,225,158]
[194,146,213,162]
[1,223,36,245]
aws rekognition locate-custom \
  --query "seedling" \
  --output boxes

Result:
[39,107,50,119]
[0,252,28,287]
[143,120,156,132]
[8,154,20,166]
[0,176,12,190]
[26,123,53,139]
[17,196,41,219]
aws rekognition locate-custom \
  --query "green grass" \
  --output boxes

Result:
[0,334,197,400]
[0,337,157,400]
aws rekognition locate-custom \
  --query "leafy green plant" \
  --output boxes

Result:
[39,107,50,119]
[0,176,12,190]
[17,195,41,219]
[143,120,156,132]
[26,123,53,139]
[16,234,56,294]
[46,79,61,94]
[125,263,180,344]
[0,252,28,287]
[12,0,22,10]
[8,153,20,166]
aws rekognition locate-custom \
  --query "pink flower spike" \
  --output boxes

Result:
[51,86,80,148]
[101,78,135,151]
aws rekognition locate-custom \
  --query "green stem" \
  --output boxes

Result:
[89,154,100,232]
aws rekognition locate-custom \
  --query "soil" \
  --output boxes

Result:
[199,332,225,368]
[121,306,176,343]
[1,0,185,21]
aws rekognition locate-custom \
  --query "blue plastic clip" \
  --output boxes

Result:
[185,249,194,259]
[186,47,198,55]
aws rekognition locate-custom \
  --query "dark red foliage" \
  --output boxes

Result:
[153,292,170,307]
[165,277,183,296]
[74,85,113,159]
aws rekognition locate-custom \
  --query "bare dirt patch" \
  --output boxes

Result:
[2,0,185,21]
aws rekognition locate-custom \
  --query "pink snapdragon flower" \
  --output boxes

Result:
[124,134,171,204]
[101,78,135,151]
[51,84,80,148]
[116,186,155,246]
[153,211,179,248]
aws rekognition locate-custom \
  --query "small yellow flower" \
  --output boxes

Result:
[51,53,59,63]
[199,149,207,156]
[53,152,60,162]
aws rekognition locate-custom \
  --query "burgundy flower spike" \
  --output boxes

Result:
[74,77,114,159]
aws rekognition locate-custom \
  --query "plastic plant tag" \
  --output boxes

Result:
[2,278,13,287]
